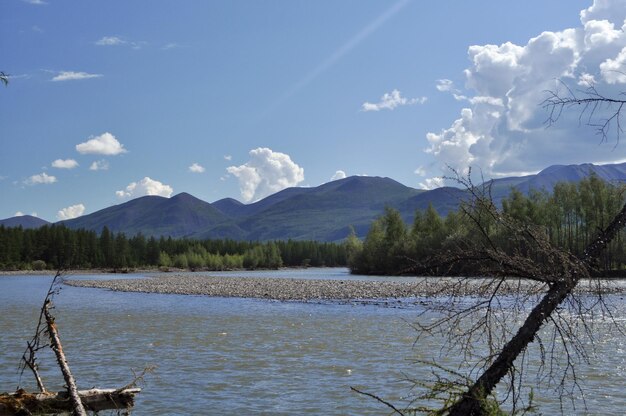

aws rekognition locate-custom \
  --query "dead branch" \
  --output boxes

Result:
[351,386,406,416]
[543,81,626,144]
[43,299,87,416]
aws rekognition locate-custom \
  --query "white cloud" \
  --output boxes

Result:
[76,132,127,155]
[95,36,126,46]
[51,71,102,82]
[189,163,205,173]
[414,166,426,176]
[418,177,444,190]
[89,160,109,171]
[426,0,626,182]
[57,204,85,220]
[14,211,24,217]
[330,170,347,181]
[162,42,182,50]
[600,46,626,83]
[436,79,456,92]
[25,173,56,185]
[227,147,305,202]
[224,155,232,161]
[578,72,597,86]
[95,36,145,49]
[362,89,426,111]
[51,159,78,169]
[22,0,46,5]
[116,177,173,200]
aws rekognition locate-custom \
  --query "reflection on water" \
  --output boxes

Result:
[1,270,625,415]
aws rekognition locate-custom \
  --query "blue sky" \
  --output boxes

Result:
[2,0,625,221]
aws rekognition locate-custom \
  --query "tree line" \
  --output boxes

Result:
[0,225,348,271]
[348,175,626,276]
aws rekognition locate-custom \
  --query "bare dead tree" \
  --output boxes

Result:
[399,87,626,415]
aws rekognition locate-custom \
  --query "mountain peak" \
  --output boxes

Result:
[0,215,50,229]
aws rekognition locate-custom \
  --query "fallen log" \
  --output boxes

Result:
[0,387,141,415]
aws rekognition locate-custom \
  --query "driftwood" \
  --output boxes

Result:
[0,388,141,415]
[4,271,142,415]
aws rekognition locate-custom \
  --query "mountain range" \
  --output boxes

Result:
[2,162,625,242]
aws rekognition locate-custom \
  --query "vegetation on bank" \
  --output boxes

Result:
[0,225,347,271]
[348,175,626,276]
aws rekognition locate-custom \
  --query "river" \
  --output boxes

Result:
[1,268,625,415]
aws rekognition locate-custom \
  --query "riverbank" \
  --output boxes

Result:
[64,273,626,301]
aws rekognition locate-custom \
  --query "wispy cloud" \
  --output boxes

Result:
[361,89,427,112]
[224,155,232,161]
[95,36,126,46]
[89,160,109,171]
[95,36,146,50]
[162,42,184,50]
[51,71,102,82]
[22,0,47,5]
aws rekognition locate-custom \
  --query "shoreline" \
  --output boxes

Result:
[64,274,626,301]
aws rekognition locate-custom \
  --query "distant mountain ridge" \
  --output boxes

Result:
[2,161,625,241]
[0,215,50,229]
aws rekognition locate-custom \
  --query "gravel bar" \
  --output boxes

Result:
[64,274,626,301]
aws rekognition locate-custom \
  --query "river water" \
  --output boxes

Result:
[1,268,625,415]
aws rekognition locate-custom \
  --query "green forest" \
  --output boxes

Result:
[348,175,626,276]
[0,225,347,271]
[3,175,625,276]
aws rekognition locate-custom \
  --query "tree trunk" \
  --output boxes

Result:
[448,202,626,415]
[43,301,87,416]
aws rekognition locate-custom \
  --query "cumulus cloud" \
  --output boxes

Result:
[425,0,626,182]
[76,132,127,155]
[57,204,85,220]
[227,147,305,202]
[89,160,109,171]
[116,177,173,200]
[51,159,78,169]
[418,177,444,190]
[14,211,24,216]
[330,170,347,181]
[25,173,56,185]
[189,163,205,173]
[361,89,427,111]
[51,71,102,82]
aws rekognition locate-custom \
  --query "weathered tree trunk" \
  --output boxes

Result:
[43,300,87,416]
[448,202,626,415]
[0,388,141,415]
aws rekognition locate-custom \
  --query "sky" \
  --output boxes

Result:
[2,0,626,222]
